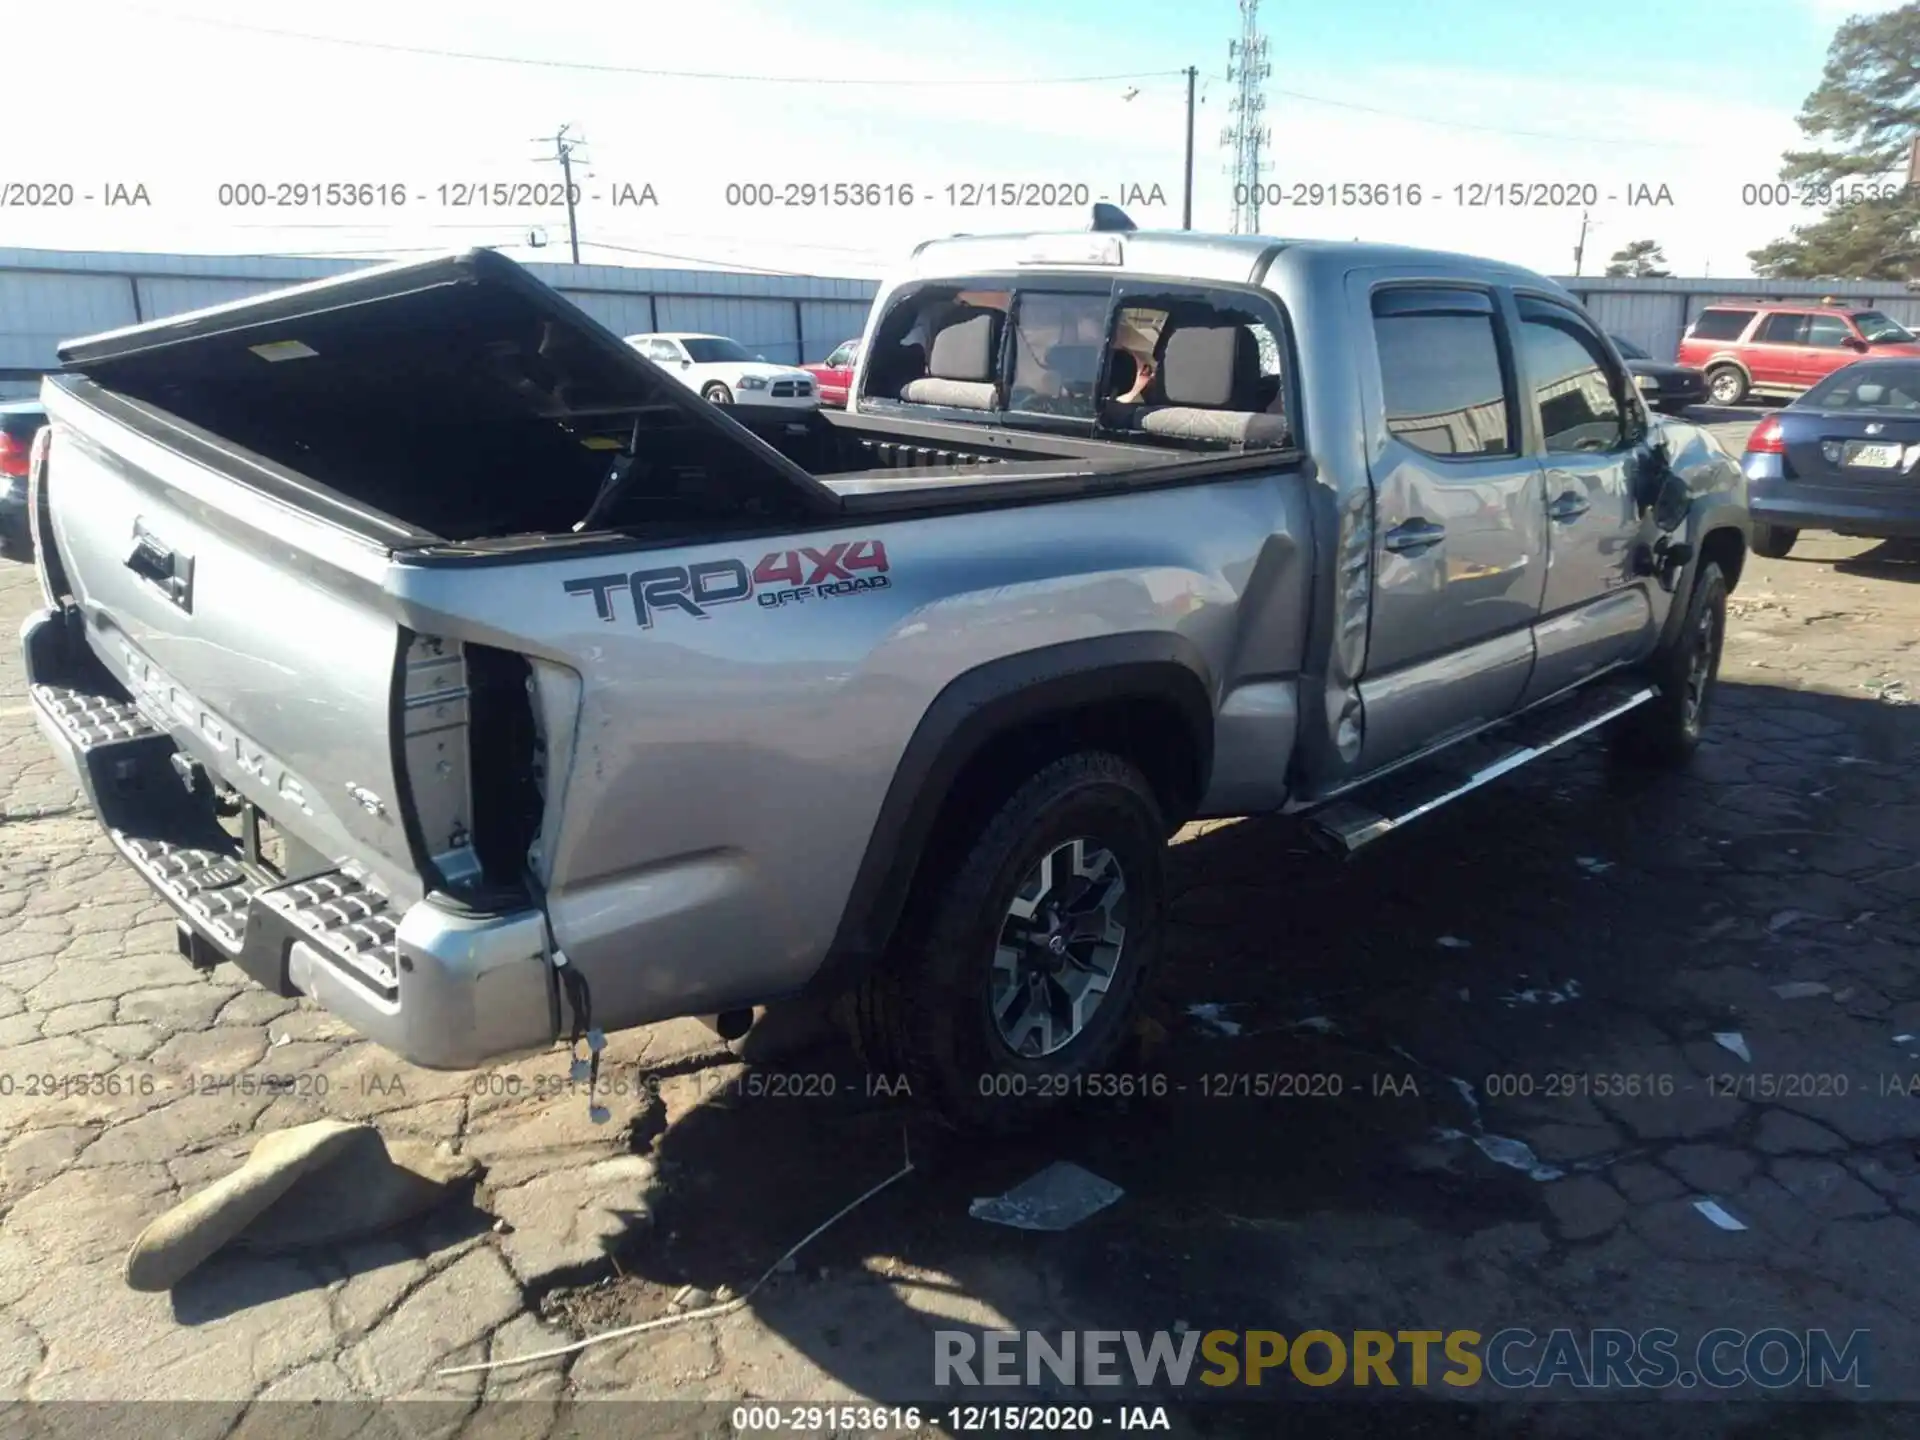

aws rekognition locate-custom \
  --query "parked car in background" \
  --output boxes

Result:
[1742,357,1920,558]
[802,339,860,407]
[1609,335,1707,415]
[623,332,819,408]
[1677,302,1920,407]
[0,400,47,558]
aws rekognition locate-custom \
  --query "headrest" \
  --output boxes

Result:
[1160,325,1257,408]
[928,311,999,381]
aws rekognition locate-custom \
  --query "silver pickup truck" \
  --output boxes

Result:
[22,223,1747,1127]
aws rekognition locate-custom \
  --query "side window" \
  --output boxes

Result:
[1008,291,1111,418]
[1099,288,1293,450]
[825,343,853,368]
[1516,299,1626,454]
[1804,314,1854,348]
[1372,294,1514,458]
[1756,313,1808,344]
[860,284,1012,407]
[648,339,682,363]
[1688,308,1755,342]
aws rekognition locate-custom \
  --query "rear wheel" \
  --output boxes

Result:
[1706,365,1748,406]
[701,381,734,405]
[1609,561,1728,768]
[849,752,1166,1132]
[1751,524,1798,559]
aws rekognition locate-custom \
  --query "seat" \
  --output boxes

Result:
[899,309,1002,410]
[1133,324,1290,448]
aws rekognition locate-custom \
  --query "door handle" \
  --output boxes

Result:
[1383,519,1447,554]
[125,525,194,612]
[1546,491,1591,522]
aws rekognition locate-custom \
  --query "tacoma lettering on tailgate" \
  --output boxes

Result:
[564,539,891,628]
[120,641,321,817]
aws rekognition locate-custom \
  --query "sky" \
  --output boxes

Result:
[2,0,1907,281]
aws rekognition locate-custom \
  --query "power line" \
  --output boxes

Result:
[119,5,1185,87]
[1265,83,1713,150]
[576,239,862,277]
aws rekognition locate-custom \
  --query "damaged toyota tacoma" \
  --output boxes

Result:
[22,225,1747,1126]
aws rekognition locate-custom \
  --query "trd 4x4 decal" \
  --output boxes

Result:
[564,539,891,628]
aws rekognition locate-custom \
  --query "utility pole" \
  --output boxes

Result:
[535,125,587,264]
[1222,0,1271,235]
[1573,209,1591,277]
[1183,66,1197,230]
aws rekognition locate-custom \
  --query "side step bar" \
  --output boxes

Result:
[1304,679,1656,854]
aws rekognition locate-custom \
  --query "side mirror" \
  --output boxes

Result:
[680,359,692,369]
[1846,336,1869,351]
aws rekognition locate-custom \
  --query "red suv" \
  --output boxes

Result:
[1677,302,1920,406]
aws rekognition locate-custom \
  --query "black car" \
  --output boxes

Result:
[0,400,46,559]
[1740,358,1920,559]
[1609,335,1708,415]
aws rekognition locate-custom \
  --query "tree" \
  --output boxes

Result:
[1605,240,1671,277]
[1749,4,1920,279]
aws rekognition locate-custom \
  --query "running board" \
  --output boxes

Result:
[1304,681,1656,854]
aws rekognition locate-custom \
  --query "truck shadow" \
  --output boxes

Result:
[1834,538,1920,582]
[542,679,1920,1412]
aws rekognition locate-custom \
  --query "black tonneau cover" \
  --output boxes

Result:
[55,248,842,521]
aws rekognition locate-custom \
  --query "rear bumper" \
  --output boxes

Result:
[1746,467,1920,538]
[22,608,557,1070]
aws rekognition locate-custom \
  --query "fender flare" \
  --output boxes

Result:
[808,632,1214,995]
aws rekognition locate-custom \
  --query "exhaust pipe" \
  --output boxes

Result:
[699,1008,756,1042]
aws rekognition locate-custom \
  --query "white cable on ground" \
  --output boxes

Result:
[438,1131,916,1376]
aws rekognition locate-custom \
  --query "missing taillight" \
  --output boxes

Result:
[0,432,29,479]
[466,645,543,893]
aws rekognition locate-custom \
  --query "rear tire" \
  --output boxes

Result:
[849,752,1166,1133]
[1609,560,1728,769]
[702,382,734,405]
[1751,524,1798,559]
[1706,365,1748,406]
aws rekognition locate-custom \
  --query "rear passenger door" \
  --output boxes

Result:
[1512,293,1656,705]
[1351,279,1549,767]
[1747,311,1810,388]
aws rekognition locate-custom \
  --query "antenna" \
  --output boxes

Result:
[1221,0,1271,235]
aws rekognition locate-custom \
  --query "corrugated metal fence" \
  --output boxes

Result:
[0,247,880,397]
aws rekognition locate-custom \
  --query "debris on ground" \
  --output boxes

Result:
[969,1161,1125,1232]
[444,1132,917,1376]
[1712,1033,1752,1064]
[1766,911,1819,935]
[1433,1127,1565,1182]
[125,1119,479,1292]
[1693,1199,1748,1232]
[1436,935,1472,950]
[1288,1015,1339,1034]
[1574,857,1614,876]
[1186,1003,1243,1038]
[1771,980,1832,1000]
[1501,979,1582,1007]
[669,1284,712,1313]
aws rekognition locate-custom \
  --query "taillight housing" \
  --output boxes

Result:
[1746,415,1786,455]
[0,430,28,479]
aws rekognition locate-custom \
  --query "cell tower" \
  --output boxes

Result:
[1221,0,1271,235]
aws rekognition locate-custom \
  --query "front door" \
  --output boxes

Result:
[1796,312,1862,387]
[1511,292,1656,705]
[1352,278,1550,769]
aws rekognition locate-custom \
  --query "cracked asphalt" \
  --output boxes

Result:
[0,421,1917,1436]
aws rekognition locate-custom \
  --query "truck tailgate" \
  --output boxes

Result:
[42,378,419,899]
